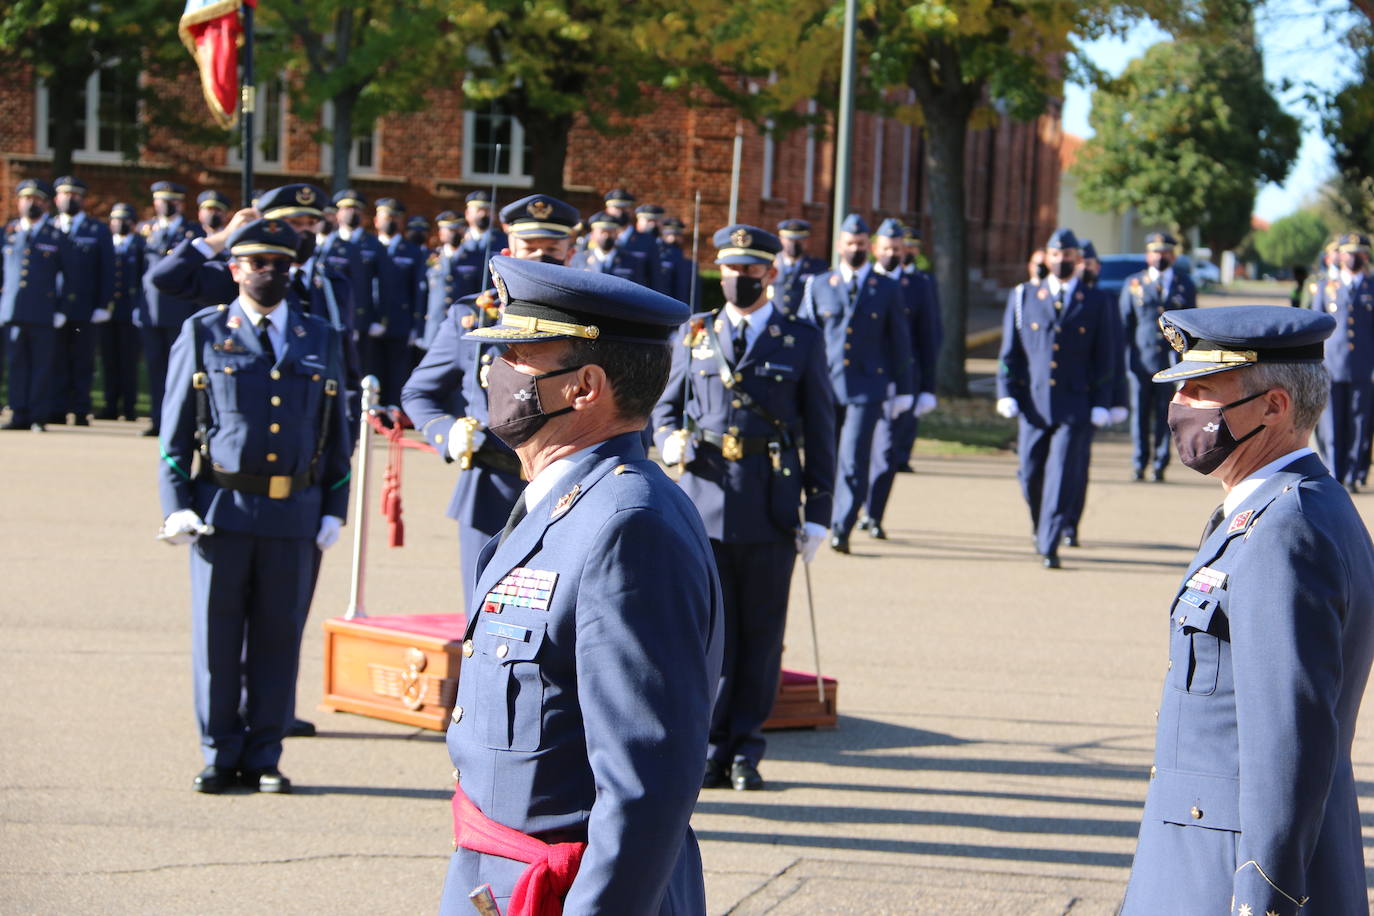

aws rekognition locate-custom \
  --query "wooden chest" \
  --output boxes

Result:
[320,614,467,731]
[762,669,839,731]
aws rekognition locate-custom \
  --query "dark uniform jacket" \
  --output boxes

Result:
[568,247,651,288]
[1120,268,1197,377]
[1,218,70,325]
[1311,274,1374,385]
[797,263,915,404]
[138,216,204,328]
[56,214,114,322]
[773,254,827,316]
[362,234,425,340]
[110,233,146,323]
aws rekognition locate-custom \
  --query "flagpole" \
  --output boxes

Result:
[240,1,255,207]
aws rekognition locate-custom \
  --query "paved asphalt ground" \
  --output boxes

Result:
[5,289,1373,914]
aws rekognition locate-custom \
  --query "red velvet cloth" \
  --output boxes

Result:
[451,785,586,916]
[345,613,467,641]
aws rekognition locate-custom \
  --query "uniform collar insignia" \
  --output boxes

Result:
[782,334,795,348]
[768,324,781,337]
[294,325,307,337]
[226,315,241,329]
[1227,508,1255,534]
[551,484,580,518]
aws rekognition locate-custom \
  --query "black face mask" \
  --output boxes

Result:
[596,235,617,253]
[340,211,361,229]
[1154,255,1174,271]
[844,249,867,269]
[721,275,764,308]
[59,198,82,216]
[878,253,902,273]
[154,200,178,220]
[902,252,916,266]
[781,240,804,259]
[1081,268,1098,286]
[22,202,44,221]
[1167,388,1268,475]
[474,215,491,232]
[111,220,132,236]
[295,232,317,263]
[1034,263,1050,280]
[203,211,226,230]
[539,254,564,265]
[242,266,292,308]
[484,359,582,449]
[382,220,400,237]
[1055,259,1076,280]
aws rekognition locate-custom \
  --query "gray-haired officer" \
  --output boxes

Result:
[569,211,652,286]
[139,181,205,436]
[1121,305,1374,916]
[653,225,835,792]
[97,202,145,422]
[2,179,70,431]
[1311,232,1374,492]
[440,256,720,914]
[48,175,114,426]
[773,219,827,316]
[1120,231,1196,482]
[157,218,350,794]
[798,213,915,553]
[997,228,1115,568]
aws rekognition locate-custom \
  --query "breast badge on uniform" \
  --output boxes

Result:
[551,484,581,518]
[768,324,781,337]
[481,567,559,613]
[293,325,307,338]
[1184,565,1228,593]
[1037,288,1048,300]
[829,274,839,287]
[1227,508,1255,534]
[227,315,242,330]
[782,334,795,348]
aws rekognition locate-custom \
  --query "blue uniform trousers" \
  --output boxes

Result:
[1017,419,1092,556]
[363,336,410,407]
[49,321,97,417]
[833,401,884,535]
[99,322,141,418]
[141,326,178,427]
[5,323,55,423]
[866,411,916,525]
[1319,380,1373,486]
[1128,372,1173,473]
[706,539,795,767]
[189,531,316,770]
[1061,428,1097,542]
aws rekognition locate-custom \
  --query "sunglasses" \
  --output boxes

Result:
[239,255,292,273]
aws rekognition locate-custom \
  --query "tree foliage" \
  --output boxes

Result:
[1253,209,1332,269]
[1072,34,1300,251]
[1321,22,1374,229]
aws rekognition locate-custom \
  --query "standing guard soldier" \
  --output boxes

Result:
[996,228,1115,568]
[405,214,430,251]
[1121,305,1374,916]
[798,213,915,553]
[419,211,465,352]
[439,255,719,915]
[156,218,350,794]
[454,190,506,295]
[2,179,70,431]
[331,189,375,336]
[652,224,835,792]
[402,194,580,603]
[360,198,424,404]
[48,176,114,426]
[569,211,652,286]
[1120,231,1195,482]
[196,190,231,235]
[658,216,697,304]
[1311,232,1374,492]
[139,181,205,437]
[618,203,667,292]
[899,225,944,465]
[602,188,635,227]
[773,219,827,316]
[97,202,145,422]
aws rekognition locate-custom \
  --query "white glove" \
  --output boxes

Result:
[796,521,828,564]
[160,509,211,546]
[315,515,344,551]
[53,312,67,329]
[1090,406,1111,428]
[1109,406,1129,425]
[406,330,418,347]
[446,421,486,462]
[914,392,938,417]
[660,431,697,467]
[889,393,915,419]
[996,397,1019,419]
[91,308,112,324]
[367,322,386,338]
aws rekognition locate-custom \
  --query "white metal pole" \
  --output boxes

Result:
[345,375,381,619]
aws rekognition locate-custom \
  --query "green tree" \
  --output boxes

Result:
[1321,23,1374,228]
[1253,209,1332,270]
[1072,34,1300,253]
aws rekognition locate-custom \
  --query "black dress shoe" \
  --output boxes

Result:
[868,523,887,540]
[140,425,160,437]
[241,767,292,794]
[1042,553,1061,569]
[702,760,729,789]
[286,718,316,738]
[731,759,764,791]
[829,533,850,554]
[94,407,119,421]
[856,517,871,531]
[193,765,235,794]
[1,419,31,431]
[1151,469,1166,483]
[896,463,914,474]
[73,415,90,427]
[1347,481,1360,495]
[46,414,67,425]
[1132,469,1145,482]
[1062,534,1079,548]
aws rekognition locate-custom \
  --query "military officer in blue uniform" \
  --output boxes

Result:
[453,190,506,294]
[773,218,828,316]
[405,214,430,250]
[402,194,581,605]
[996,229,1115,568]
[96,202,145,422]
[139,181,205,436]
[359,197,424,404]
[602,187,635,227]
[156,218,351,794]
[439,254,720,916]
[3,179,71,431]
[419,211,466,352]
[900,225,945,460]
[1121,305,1374,916]
[1311,232,1374,492]
[798,213,915,553]
[862,219,941,537]
[569,211,652,286]
[195,189,231,235]
[652,225,835,792]
[658,215,698,305]
[330,189,376,334]
[1121,231,1197,482]
[617,203,667,293]
[48,176,114,426]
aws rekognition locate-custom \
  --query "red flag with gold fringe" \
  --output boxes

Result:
[177,0,255,129]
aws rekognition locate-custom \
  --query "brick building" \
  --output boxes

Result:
[0,61,1061,301]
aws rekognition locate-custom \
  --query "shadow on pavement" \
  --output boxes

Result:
[690,829,1136,868]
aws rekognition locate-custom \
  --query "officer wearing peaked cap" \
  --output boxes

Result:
[773,219,827,316]
[138,181,205,436]
[1121,305,1374,916]
[47,175,114,426]
[1121,231,1197,482]
[570,211,653,286]
[455,192,507,290]
[419,212,467,352]
[2,179,71,431]
[798,212,915,553]
[97,202,146,422]
[653,225,835,793]
[1311,232,1374,492]
[439,255,721,915]
[196,190,232,235]
[330,189,375,333]
[897,224,945,468]
[658,216,698,305]
[997,228,1116,568]
[401,193,580,607]
[617,203,669,294]
[357,197,424,404]
[156,218,351,795]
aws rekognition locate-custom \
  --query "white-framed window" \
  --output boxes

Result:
[34,66,139,163]
[462,103,533,187]
[320,101,380,176]
[228,78,286,171]
[803,100,817,204]
[761,119,776,200]
[871,116,885,211]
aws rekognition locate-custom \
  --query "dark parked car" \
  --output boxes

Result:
[1095,253,1195,300]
